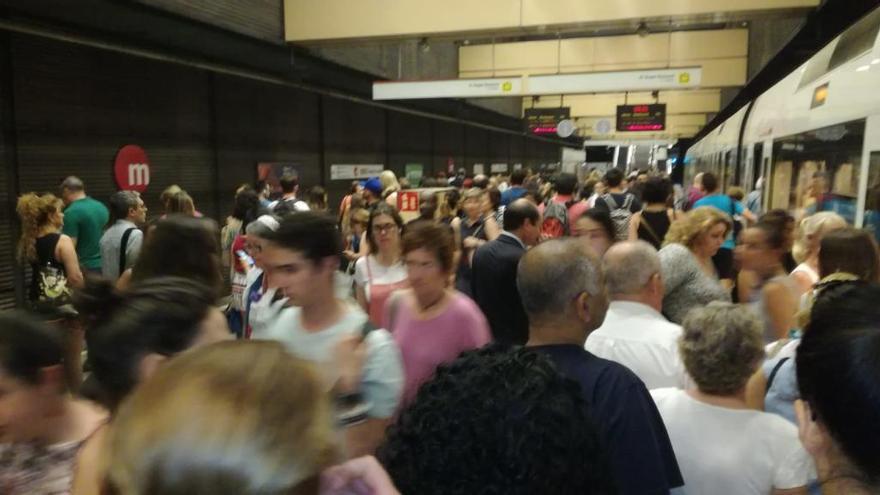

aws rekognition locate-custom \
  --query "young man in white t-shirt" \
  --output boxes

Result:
[651,303,812,495]
[256,211,404,458]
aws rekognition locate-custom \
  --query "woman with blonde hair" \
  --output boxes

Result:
[380,170,401,207]
[165,190,196,217]
[102,341,337,495]
[17,192,84,306]
[658,207,732,323]
[790,211,847,294]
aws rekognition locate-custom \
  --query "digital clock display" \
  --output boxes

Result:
[616,104,666,132]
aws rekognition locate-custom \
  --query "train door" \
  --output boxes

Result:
[859,115,880,239]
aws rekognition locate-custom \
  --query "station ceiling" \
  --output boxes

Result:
[285,0,818,141]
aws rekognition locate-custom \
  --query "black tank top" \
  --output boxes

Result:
[638,210,672,250]
[29,233,64,301]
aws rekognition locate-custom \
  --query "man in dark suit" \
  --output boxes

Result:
[471,199,542,345]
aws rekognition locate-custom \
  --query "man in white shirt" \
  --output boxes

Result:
[255,211,403,458]
[100,191,146,280]
[586,241,689,389]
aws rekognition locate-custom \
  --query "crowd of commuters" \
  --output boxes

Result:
[5,166,880,495]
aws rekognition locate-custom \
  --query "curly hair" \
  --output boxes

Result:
[16,193,64,263]
[663,206,732,249]
[680,302,765,395]
[377,346,616,495]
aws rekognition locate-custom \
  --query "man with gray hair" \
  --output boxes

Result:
[100,191,146,280]
[520,239,683,495]
[586,241,689,390]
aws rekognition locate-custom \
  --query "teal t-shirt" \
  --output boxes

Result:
[693,194,743,250]
[62,197,109,270]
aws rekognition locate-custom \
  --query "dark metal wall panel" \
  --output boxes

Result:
[431,120,464,175]
[509,135,524,168]
[0,35,14,309]
[322,97,386,206]
[387,111,432,181]
[135,0,284,43]
[213,74,321,216]
[465,127,489,174]
[488,132,510,168]
[11,35,215,216]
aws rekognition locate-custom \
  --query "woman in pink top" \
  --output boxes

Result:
[385,222,491,406]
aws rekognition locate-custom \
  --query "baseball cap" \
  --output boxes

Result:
[364,177,382,195]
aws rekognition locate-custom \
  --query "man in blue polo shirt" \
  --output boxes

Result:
[694,172,756,284]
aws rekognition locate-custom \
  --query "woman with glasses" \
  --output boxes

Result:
[385,222,490,407]
[354,203,408,326]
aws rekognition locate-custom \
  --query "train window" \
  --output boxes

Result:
[829,7,880,71]
[865,152,880,242]
[769,119,865,224]
[797,42,836,90]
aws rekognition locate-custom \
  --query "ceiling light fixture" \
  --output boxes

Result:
[856,65,870,72]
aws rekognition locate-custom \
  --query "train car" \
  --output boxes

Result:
[687,6,880,238]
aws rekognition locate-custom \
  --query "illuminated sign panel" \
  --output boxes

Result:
[524,107,570,135]
[616,104,666,132]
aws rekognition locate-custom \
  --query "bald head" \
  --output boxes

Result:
[517,239,602,320]
[60,176,84,193]
[603,241,661,295]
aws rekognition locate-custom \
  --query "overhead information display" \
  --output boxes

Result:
[616,104,667,132]
[524,107,570,135]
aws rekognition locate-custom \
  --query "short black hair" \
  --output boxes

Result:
[603,168,624,187]
[74,277,216,410]
[378,346,615,495]
[642,176,671,204]
[701,172,719,193]
[503,199,540,231]
[554,173,578,196]
[798,282,880,487]
[231,188,263,228]
[279,174,299,194]
[0,311,64,386]
[266,211,341,263]
[510,169,527,186]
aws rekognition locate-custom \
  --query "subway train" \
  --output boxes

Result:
[685,6,880,239]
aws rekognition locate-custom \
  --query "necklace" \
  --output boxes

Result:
[416,290,448,313]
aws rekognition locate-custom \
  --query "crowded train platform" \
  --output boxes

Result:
[3,1,880,494]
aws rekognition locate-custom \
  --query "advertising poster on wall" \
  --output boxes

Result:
[405,164,424,187]
[330,164,385,181]
[257,162,300,196]
[473,164,485,175]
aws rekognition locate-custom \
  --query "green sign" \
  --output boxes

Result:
[405,164,424,187]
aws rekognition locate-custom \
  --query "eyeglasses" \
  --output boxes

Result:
[372,223,398,234]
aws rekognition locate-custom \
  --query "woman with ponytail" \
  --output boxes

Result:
[16,192,84,306]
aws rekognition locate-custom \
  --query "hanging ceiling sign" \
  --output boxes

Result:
[524,107,570,135]
[616,104,667,132]
[373,77,522,100]
[527,67,701,96]
[372,67,701,100]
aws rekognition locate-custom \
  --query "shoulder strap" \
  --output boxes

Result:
[639,214,663,245]
[623,194,634,209]
[602,193,618,210]
[119,228,136,276]
[360,319,378,339]
[765,357,790,394]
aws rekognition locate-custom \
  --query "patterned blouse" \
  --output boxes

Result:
[0,439,86,495]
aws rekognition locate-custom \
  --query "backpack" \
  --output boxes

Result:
[541,199,573,239]
[602,193,635,241]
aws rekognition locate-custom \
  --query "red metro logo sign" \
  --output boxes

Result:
[114,145,151,193]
